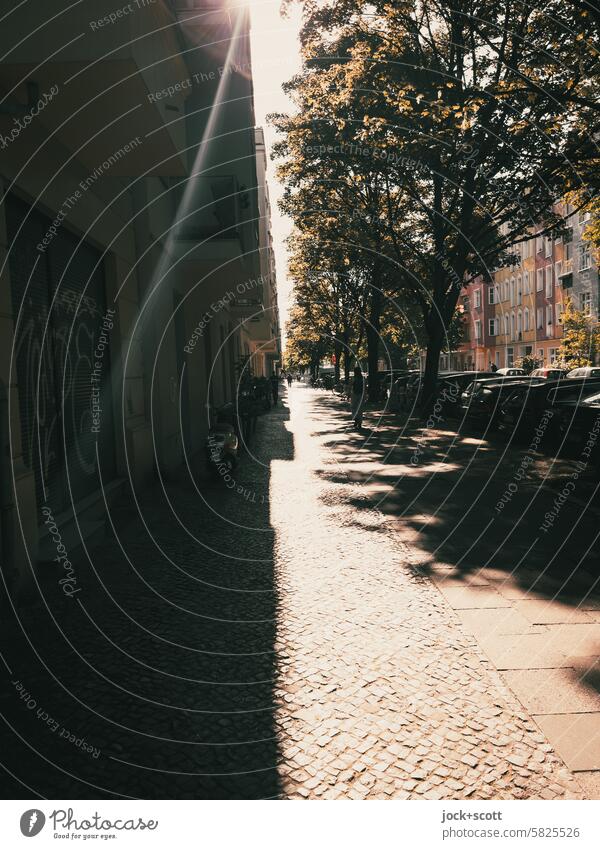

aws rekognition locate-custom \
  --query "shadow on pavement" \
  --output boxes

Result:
[0,400,294,799]
[308,391,600,607]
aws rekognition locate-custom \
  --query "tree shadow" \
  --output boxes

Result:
[308,391,600,607]
[0,403,294,799]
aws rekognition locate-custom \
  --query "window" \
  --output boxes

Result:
[579,209,591,224]
[504,314,509,336]
[579,243,591,271]
[510,278,515,306]
[545,266,553,297]
[474,319,482,340]
[555,261,562,283]
[546,304,553,326]
[488,286,496,304]
[517,275,522,304]
[517,310,522,334]
[507,347,514,367]
[510,313,515,340]
[536,235,544,253]
[555,302,563,324]
[581,291,592,314]
[536,268,544,291]
[474,288,481,309]
[545,236,552,258]
[524,307,529,331]
[488,318,498,336]
[549,348,557,364]
[538,348,545,362]
[536,308,543,330]
[462,295,470,311]
[523,271,530,294]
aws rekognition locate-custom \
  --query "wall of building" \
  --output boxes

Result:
[453,208,598,370]
[0,0,279,599]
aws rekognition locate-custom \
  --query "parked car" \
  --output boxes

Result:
[552,391,600,469]
[460,376,544,430]
[530,367,568,379]
[566,366,600,379]
[390,370,487,414]
[380,370,409,398]
[494,367,526,376]
[435,372,489,418]
[499,376,600,445]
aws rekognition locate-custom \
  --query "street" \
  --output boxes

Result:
[2,384,598,799]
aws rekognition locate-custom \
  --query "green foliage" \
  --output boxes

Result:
[514,355,540,374]
[273,0,600,407]
[557,297,600,369]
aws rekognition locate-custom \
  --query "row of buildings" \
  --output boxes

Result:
[443,204,598,372]
[0,1,280,593]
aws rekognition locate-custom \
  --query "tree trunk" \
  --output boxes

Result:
[421,316,444,417]
[342,328,351,382]
[366,282,383,402]
[333,338,341,383]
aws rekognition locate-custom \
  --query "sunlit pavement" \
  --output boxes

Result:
[270,385,589,799]
[1,384,597,799]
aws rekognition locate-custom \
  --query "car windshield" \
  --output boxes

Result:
[583,392,600,406]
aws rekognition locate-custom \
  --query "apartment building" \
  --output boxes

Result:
[452,205,600,370]
[249,127,281,377]
[559,204,598,322]
[0,1,279,594]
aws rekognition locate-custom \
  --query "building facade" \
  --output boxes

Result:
[0,0,280,594]
[454,210,598,371]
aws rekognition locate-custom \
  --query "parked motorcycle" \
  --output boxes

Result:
[205,405,239,477]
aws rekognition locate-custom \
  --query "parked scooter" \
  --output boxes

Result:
[205,404,239,477]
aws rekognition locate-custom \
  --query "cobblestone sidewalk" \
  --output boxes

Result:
[271,387,582,799]
[0,385,586,799]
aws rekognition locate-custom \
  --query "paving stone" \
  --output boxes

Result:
[534,715,600,772]
[515,600,594,626]
[436,586,511,610]
[502,668,600,715]
[2,387,584,801]
[479,634,567,670]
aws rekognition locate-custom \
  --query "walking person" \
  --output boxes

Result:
[287,373,293,388]
[269,372,280,406]
[350,364,365,431]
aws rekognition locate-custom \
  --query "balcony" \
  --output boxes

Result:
[558,259,573,288]
[230,299,264,322]
[0,1,190,175]
[171,175,246,263]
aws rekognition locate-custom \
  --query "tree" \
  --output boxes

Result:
[557,296,600,369]
[286,232,369,382]
[285,304,328,376]
[278,0,600,411]
[271,55,424,401]
[514,355,540,374]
